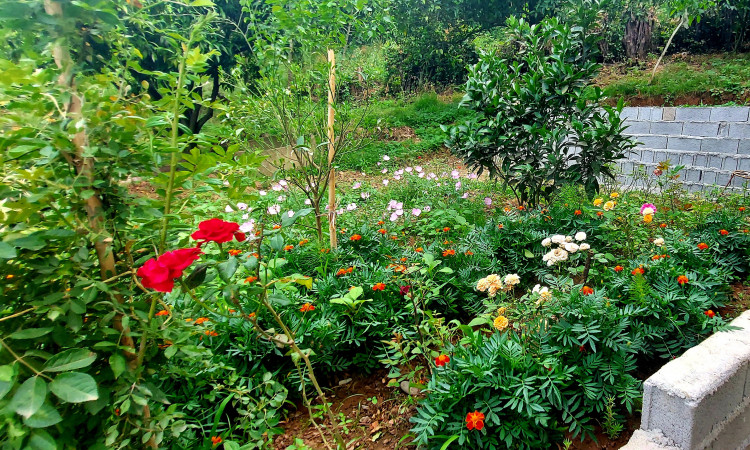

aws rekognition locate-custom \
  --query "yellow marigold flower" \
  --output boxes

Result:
[610,192,619,199]
[593,198,603,206]
[493,315,509,331]
[643,214,653,223]
[603,201,616,211]
[496,307,507,316]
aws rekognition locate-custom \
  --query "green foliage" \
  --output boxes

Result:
[447,17,636,206]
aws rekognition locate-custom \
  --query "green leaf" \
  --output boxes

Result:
[190,0,214,6]
[109,353,127,379]
[10,376,47,419]
[9,327,53,340]
[0,242,16,259]
[50,372,98,403]
[468,317,488,327]
[0,364,16,400]
[43,349,96,372]
[217,258,238,283]
[524,249,535,258]
[184,264,208,289]
[26,430,57,450]
[24,402,62,428]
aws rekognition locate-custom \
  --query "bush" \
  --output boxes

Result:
[446,17,636,207]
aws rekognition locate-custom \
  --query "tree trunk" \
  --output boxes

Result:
[624,14,654,59]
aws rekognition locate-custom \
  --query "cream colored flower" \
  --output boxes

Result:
[654,238,665,246]
[550,234,566,245]
[541,238,552,247]
[504,273,521,286]
[476,278,490,292]
[575,232,587,241]
[603,201,616,211]
[564,242,579,253]
[579,243,591,251]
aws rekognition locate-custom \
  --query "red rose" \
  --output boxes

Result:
[399,285,411,296]
[158,247,202,278]
[137,258,175,292]
[191,218,243,244]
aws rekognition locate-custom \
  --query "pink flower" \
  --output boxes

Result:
[640,203,657,216]
[484,197,492,206]
[451,170,460,179]
[412,208,422,216]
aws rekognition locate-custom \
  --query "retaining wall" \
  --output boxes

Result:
[619,106,750,192]
[621,310,750,450]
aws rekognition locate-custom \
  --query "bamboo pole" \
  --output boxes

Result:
[327,49,338,249]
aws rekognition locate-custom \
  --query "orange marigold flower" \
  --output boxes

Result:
[321,248,330,253]
[741,207,746,212]
[435,354,450,367]
[299,239,309,246]
[660,223,667,228]
[443,227,451,232]
[283,244,294,251]
[155,310,169,316]
[614,265,624,272]
[415,247,424,252]
[350,234,362,241]
[400,257,407,262]
[442,249,456,257]
[581,286,594,295]
[300,303,315,312]
[204,330,218,337]
[250,252,260,258]
[245,276,258,283]
[346,267,354,273]
[272,225,281,230]
[498,223,504,229]
[248,312,256,319]
[465,251,474,256]
[211,436,223,445]
[517,205,525,211]
[574,210,582,216]
[336,268,347,276]
[698,242,709,250]
[466,411,485,431]
[705,309,716,318]
[194,317,209,325]
[504,207,511,213]
[228,309,236,313]
[632,267,645,276]
[378,228,387,234]
[228,249,241,256]
[652,255,661,261]
[390,235,398,240]
[377,220,385,225]
[720,229,729,235]
[372,282,386,291]
[677,275,689,285]
[185,318,193,322]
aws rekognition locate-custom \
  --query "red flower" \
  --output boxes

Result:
[228,249,241,256]
[442,249,456,257]
[378,228,387,235]
[300,303,315,312]
[372,282,386,291]
[155,310,169,316]
[192,218,245,244]
[720,229,729,236]
[581,286,594,295]
[443,227,451,232]
[137,247,202,293]
[435,354,450,367]
[465,250,474,256]
[614,265,624,272]
[632,267,645,276]
[415,247,424,252]
[283,245,294,251]
[574,210,582,216]
[698,242,709,250]
[677,275,689,285]
[465,411,485,431]
[740,207,746,212]
[399,285,411,296]
[597,211,603,217]
[705,309,716,318]
[350,234,362,241]
[660,223,667,228]
[211,436,223,446]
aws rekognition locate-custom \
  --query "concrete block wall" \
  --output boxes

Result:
[618,106,750,192]
[621,310,750,450]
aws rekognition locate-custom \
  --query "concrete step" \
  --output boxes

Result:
[623,122,750,139]
[621,106,750,123]
[625,135,750,154]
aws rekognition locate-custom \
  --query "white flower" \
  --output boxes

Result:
[451,170,460,179]
[565,236,573,243]
[336,208,344,215]
[542,238,552,247]
[455,181,461,190]
[259,190,267,196]
[304,199,312,205]
[383,179,389,186]
[405,167,413,173]
[564,242,579,253]
[267,204,281,215]
[225,205,234,212]
[579,243,591,251]
[237,202,248,211]
[394,175,401,181]
[467,173,478,180]
[346,203,357,211]
[360,192,370,200]
[418,172,425,178]
[504,274,521,286]
[272,184,283,192]
[276,195,286,202]
[575,231,587,241]
[412,208,422,216]
[390,212,398,222]
[550,235,566,245]
[287,210,295,217]
[415,166,423,172]
[424,206,431,212]
[241,213,249,220]
[352,182,361,189]
[553,248,569,262]
[239,220,255,233]
[461,192,469,199]
[654,238,665,246]
[383,155,390,161]
[532,284,542,293]
[382,168,388,174]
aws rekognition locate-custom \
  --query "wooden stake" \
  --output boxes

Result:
[327,49,338,249]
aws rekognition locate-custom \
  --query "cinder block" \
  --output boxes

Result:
[668,136,702,151]
[739,140,750,156]
[654,151,668,163]
[709,400,750,450]
[694,154,708,167]
[621,429,680,450]
[703,170,717,185]
[683,122,720,137]
[636,135,668,149]
[717,172,731,186]
[663,107,677,121]
[679,152,695,166]
[676,107,712,121]
[702,138,740,154]
[685,169,702,182]
[738,158,750,171]
[718,123,729,138]
[724,157,738,172]
[639,107,663,121]
[651,121,684,136]
[729,123,750,139]
[642,150,655,163]
[708,155,724,169]
[621,107,639,121]
[624,120,651,135]
[709,107,750,122]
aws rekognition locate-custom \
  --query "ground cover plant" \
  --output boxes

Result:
[2,1,750,449]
